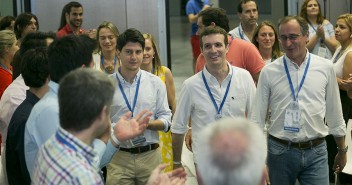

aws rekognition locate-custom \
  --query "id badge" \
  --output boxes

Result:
[284,101,301,132]
[317,46,327,58]
[129,134,146,147]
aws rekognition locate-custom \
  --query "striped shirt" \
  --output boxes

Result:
[32,127,103,185]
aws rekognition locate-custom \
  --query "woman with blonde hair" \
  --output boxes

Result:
[252,20,282,65]
[0,30,19,98]
[93,21,120,74]
[300,0,338,59]
[328,13,352,184]
[141,33,176,172]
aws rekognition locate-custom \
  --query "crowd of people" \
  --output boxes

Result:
[0,0,352,184]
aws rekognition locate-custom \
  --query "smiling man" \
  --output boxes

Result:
[229,0,258,42]
[57,1,96,38]
[171,26,255,185]
[251,16,347,184]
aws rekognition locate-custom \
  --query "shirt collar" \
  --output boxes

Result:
[57,127,99,167]
[116,69,141,85]
[25,90,40,105]
[203,62,233,82]
[48,81,59,94]
[284,49,310,68]
[64,23,84,35]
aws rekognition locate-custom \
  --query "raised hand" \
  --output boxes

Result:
[113,109,153,141]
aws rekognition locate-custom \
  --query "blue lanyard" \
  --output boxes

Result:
[55,132,93,166]
[115,72,141,116]
[201,69,233,114]
[308,22,324,43]
[333,48,344,64]
[283,54,310,101]
[101,55,117,74]
[238,26,245,40]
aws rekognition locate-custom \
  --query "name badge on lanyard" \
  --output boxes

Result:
[282,55,310,132]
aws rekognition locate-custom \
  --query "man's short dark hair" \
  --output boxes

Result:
[0,16,15,30]
[198,8,230,32]
[21,48,49,88]
[117,28,145,51]
[237,0,258,13]
[200,26,229,49]
[48,34,96,83]
[11,31,56,80]
[58,1,83,30]
[14,13,39,39]
[58,68,115,131]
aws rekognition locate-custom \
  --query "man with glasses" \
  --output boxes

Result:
[251,15,347,184]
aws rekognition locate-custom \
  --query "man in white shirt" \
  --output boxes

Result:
[251,15,347,184]
[171,26,256,185]
[229,0,258,42]
[106,28,172,185]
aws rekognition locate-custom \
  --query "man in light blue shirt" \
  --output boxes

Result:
[25,35,148,178]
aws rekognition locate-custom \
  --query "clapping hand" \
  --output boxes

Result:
[113,109,153,142]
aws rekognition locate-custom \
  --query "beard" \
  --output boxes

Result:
[69,19,82,28]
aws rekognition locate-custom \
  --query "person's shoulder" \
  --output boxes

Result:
[228,27,239,35]
[310,53,333,67]
[142,70,165,85]
[322,19,332,25]
[231,37,253,47]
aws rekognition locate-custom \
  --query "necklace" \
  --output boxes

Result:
[101,55,117,74]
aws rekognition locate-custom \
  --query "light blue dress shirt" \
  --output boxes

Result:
[24,81,117,177]
[110,70,172,148]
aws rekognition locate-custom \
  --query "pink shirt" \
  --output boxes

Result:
[195,36,264,79]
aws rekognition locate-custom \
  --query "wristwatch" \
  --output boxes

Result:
[337,146,348,153]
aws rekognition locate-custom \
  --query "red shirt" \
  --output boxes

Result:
[0,66,12,99]
[195,36,265,79]
[57,24,84,38]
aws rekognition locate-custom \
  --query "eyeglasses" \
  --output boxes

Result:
[279,33,302,41]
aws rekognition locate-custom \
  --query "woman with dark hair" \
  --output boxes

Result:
[0,16,15,31]
[14,13,39,47]
[141,33,176,172]
[252,20,282,65]
[93,21,120,74]
[300,0,338,59]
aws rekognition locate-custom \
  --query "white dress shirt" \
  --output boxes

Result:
[251,52,346,142]
[171,64,256,163]
[0,75,28,145]
[110,69,172,148]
